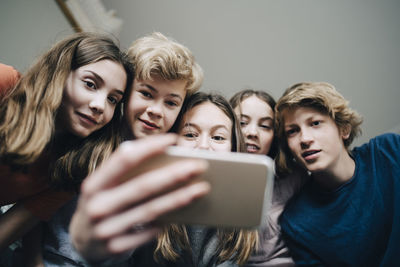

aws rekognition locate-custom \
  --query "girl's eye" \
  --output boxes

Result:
[260,124,272,130]
[311,121,321,126]
[212,135,226,141]
[240,121,248,127]
[84,80,96,89]
[286,128,297,137]
[183,132,197,138]
[108,96,118,105]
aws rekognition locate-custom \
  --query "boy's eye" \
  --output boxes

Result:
[140,90,152,98]
[166,100,178,107]
[311,121,321,126]
[84,80,96,89]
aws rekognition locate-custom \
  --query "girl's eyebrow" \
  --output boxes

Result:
[260,117,274,121]
[211,125,230,132]
[83,70,104,86]
[241,113,273,121]
[182,122,200,130]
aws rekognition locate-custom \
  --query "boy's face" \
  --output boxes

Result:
[125,76,187,138]
[282,107,349,174]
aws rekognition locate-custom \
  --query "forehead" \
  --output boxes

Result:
[75,59,127,89]
[136,76,186,93]
[282,106,332,124]
[182,102,232,128]
[237,95,274,116]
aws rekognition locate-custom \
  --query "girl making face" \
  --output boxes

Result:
[231,90,299,267]
[133,92,257,267]
[230,89,276,157]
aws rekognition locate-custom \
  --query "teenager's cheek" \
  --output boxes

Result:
[166,109,182,131]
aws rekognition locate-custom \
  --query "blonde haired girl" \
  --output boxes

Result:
[0,32,133,253]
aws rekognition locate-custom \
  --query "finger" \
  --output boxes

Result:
[82,134,177,195]
[93,181,210,238]
[106,227,160,254]
[86,159,208,219]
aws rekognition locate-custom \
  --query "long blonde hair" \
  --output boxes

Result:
[155,93,258,265]
[0,32,133,188]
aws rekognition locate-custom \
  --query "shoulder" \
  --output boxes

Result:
[354,133,400,154]
[353,133,400,169]
[273,171,309,205]
[368,133,399,146]
[0,63,20,96]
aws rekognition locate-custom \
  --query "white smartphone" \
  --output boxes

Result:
[127,146,275,228]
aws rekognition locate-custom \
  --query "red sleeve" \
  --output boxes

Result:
[0,63,20,99]
[21,188,75,221]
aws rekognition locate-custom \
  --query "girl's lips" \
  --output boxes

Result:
[77,112,98,126]
[246,143,259,153]
[139,118,160,130]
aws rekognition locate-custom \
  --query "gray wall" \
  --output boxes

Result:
[1,0,400,146]
[103,0,400,146]
[0,0,73,72]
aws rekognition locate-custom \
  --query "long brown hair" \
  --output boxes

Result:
[0,32,133,188]
[155,92,258,265]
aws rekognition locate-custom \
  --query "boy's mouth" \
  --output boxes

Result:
[301,150,321,160]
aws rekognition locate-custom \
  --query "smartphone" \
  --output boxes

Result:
[127,146,275,228]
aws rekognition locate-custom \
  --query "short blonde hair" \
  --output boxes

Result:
[128,32,203,95]
[275,82,363,174]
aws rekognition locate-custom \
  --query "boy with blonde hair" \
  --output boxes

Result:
[124,32,203,139]
[275,82,400,266]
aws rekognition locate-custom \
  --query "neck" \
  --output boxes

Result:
[312,151,355,191]
[51,131,80,155]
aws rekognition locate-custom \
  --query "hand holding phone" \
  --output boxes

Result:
[127,146,275,228]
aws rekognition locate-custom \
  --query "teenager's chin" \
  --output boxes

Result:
[69,126,93,138]
[134,129,161,139]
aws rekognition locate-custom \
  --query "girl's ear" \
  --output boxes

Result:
[341,124,351,140]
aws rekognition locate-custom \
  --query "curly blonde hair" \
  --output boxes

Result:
[128,32,203,96]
